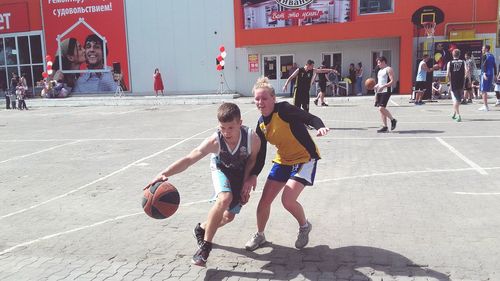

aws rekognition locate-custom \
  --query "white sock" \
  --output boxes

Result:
[258,231,264,236]
[300,221,309,228]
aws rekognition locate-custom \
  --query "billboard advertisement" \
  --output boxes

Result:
[242,0,351,30]
[41,0,129,93]
[433,40,483,78]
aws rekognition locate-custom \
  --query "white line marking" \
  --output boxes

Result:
[0,199,213,256]
[0,141,81,164]
[453,192,500,195]
[0,128,213,220]
[315,167,477,183]
[389,99,399,106]
[435,137,488,175]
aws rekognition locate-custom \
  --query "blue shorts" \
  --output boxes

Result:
[268,159,318,186]
[480,75,493,92]
[211,169,242,214]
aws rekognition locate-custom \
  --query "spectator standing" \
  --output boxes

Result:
[356,62,364,95]
[478,44,497,111]
[463,52,475,103]
[153,68,164,96]
[348,63,356,96]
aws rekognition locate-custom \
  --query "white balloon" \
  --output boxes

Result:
[47,69,53,75]
[221,51,227,58]
[47,61,53,66]
[220,60,225,66]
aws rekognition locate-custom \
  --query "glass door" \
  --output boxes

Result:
[263,54,294,94]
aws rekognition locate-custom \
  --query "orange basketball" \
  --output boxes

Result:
[142,181,180,219]
[364,78,376,90]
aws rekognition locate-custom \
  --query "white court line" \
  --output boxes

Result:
[0,128,214,220]
[453,192,500,195]
[0,138,187,142]
[389,99,399,106]
[2,165,499,256]
[100,108,144,115]
[0,141,81,164]
[323,119,456,124]
[320,135,500,140]
[0,198,213,256]
[435,137,488,175]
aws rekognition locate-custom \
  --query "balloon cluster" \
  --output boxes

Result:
[216,45,227,71]
[41,55,53,79]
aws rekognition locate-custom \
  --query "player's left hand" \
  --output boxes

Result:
[316,127,330,137]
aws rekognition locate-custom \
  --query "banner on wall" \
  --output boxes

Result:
[242,0,351,30]
[433,40,483,78]
[248,54,259,72]
[42,0,129,93]
[0,3,30,34]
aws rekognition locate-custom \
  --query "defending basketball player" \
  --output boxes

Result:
[145,102,261,266]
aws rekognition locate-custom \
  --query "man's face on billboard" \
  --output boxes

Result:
[85,40,103,68]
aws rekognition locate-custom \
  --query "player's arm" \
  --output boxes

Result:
[281,103,329,137]
[446,62,451,82]
[145,134,218,189]
[250,124,267,177]
[241,131,261,204]
[310,72,317,87]
[386,67,395,89]
[282,68,299,92]
[314,68,333,74]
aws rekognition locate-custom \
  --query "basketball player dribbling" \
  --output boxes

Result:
[145,103,261,266]
[373,56,397,133]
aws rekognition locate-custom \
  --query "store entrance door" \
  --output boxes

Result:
[262,54,294,94]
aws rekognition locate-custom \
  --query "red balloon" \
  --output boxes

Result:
[45,55,52,62]
[217,55,223,62]
[216,65,223,71]
[219,45,225,52]
[47,64,52,70]
[42,72,48,78]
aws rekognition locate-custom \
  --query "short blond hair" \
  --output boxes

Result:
[252,76,275,97]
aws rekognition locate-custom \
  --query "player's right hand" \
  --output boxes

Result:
[144,175,168,190]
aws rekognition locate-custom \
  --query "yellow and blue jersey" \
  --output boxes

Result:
[252,102,326,175]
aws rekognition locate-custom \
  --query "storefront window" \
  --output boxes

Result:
[5,37,18,65]
[359,0,393,15]
[30,36,42,64]
[18,36,30,65]
[0,33,44,95]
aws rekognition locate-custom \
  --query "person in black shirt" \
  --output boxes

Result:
[282,59,333,112]
[446,49,465,122]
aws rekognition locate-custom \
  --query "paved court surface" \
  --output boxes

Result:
[1,96,499,280]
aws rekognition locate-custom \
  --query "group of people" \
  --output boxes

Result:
[143,56,398,267]
[41,34,125,98]
[5,73,28,110]
[145,72,330,266]
[415,44,500,118]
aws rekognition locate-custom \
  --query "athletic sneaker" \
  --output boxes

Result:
[321,103,329,106]
[495,100,500,107]
[390,119,397,131]
[461,100,468,105]
[451,113,457,120]
[245,232,266,251]
[478,106,489,112]
[193,223,205,248]
[313,99,318,106]
[377,126,388,133]
[191,241,212,267]
[455,115,462,122]
[295,221,312,249]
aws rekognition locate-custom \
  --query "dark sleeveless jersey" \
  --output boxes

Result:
[211,126,252,176]
[449,59,465,90]
[294,67,314,93]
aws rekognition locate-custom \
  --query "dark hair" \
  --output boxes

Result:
[85,34,109,56]
[484,44,491,51]
[358,62,362,67]
[306,59,314,65]
[377,56,387,63]
[217,102,241,123]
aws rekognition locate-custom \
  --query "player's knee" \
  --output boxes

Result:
[281,195,297,211]
[222,212,235,224]
[215,192,232,209]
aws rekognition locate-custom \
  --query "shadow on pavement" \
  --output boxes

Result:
[205,244,450,281]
